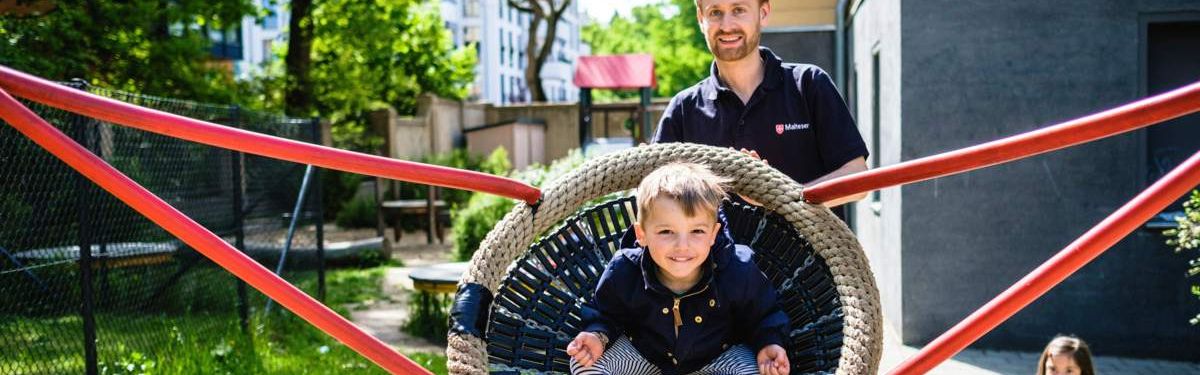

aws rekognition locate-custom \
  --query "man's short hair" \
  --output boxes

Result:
[636,162,730,224]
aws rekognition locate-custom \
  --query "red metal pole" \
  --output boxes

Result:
[0,88,433,375]
[803,81,1200,204]
[888,148,1200,375]
[0,65,540,205]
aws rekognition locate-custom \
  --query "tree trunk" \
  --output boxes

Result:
[531,13,561,102]
[511,0,571,103]
[523,12,544,102]
[285,0,315,117]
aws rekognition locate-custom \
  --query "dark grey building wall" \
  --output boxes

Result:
[897,0,1200,360]
[761,30,836,77]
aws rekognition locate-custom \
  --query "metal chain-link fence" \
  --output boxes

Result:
[0,82,325,374]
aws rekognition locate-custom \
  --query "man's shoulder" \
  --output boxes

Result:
[668,79,711,105]
[779,62,830,85]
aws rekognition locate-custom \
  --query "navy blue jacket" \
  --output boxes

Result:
[653,47,868,186]
[579,231,789,375]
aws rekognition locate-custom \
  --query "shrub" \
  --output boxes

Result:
[450,149,624,261]
[395,148,511,206]
[334,194,377,229]
[451,193,515,261]
[1164,190,1200,325]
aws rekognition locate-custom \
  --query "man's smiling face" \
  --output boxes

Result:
[697,0,769,62]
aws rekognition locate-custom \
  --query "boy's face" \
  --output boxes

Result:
[634,198,722,284]
[696,0,768,62]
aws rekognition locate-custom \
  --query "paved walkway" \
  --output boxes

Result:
[879,328,1200,374]
[347,229,453,354]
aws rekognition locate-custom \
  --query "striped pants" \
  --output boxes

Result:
[570,336,759,375]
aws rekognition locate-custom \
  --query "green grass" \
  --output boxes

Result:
[0,264,446,374]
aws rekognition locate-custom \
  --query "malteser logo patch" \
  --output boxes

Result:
[775,123,810,135]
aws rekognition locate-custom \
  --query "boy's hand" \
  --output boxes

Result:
[757,344,790,375]
[566,332,605,368]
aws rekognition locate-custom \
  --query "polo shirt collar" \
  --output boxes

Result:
[700,46,785,101]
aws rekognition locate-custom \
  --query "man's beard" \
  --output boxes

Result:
[708,29,759,62]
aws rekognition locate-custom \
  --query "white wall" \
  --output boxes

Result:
[849,0,904,340]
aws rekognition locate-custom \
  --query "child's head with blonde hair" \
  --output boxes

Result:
[635,162,730,226]
[633,163,731,291]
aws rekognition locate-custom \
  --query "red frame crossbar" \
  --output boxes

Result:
[0,65,541,205]
[889,148,1200,374]
[803,81,1200,205]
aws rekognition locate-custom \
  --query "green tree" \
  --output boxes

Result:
[0,0,257,102]
[1164,190,1200,325]
[268,0,476,151]
[581,0,710,101]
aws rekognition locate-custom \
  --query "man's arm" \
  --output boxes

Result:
[804,156,868,207]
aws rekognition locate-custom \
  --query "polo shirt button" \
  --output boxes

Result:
[709,299,716,307]
[662,308,669,314]
[722,344,729,350]
[667,352,673,357]
[694,316,703,323]
[672,358,678,365]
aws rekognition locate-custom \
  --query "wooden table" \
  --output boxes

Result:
[380,198,448,244]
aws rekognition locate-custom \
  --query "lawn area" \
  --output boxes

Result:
[0,264,446,374]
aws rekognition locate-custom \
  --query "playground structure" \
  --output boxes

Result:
[0,60,1198,374]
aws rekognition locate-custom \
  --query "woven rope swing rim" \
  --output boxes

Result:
[447,142,882,375]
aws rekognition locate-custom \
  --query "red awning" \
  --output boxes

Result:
[573,54,656,90]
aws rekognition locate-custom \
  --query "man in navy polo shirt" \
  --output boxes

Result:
[653,0,869,211]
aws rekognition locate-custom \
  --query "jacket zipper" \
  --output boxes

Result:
[671,284,709,338]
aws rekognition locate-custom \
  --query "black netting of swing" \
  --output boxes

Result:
[486,197,844,374]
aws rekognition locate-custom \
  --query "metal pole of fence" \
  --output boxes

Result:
[74,119,98,375]
[265,164,315,314]
[312,118,326,302]
[230,105,250,332]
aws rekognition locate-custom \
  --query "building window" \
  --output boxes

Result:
[870,51,882,204]
[261,0,278,29]
[262,40,273,63]
[501,75,508,104]
[464,0,480,17]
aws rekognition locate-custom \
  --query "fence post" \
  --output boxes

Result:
[578,88,592,152]
[230,105,249,332]
[74,114,99,375]
[311,118,326,302]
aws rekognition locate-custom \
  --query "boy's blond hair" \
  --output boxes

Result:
[636,163,730,225]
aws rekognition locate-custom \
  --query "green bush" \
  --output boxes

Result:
[451,193,516,261]
[323,170,367,222]
[334,193,377,229]
[1164,190,1200,325]
[396,148,511,207]
[450,149,624,262]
